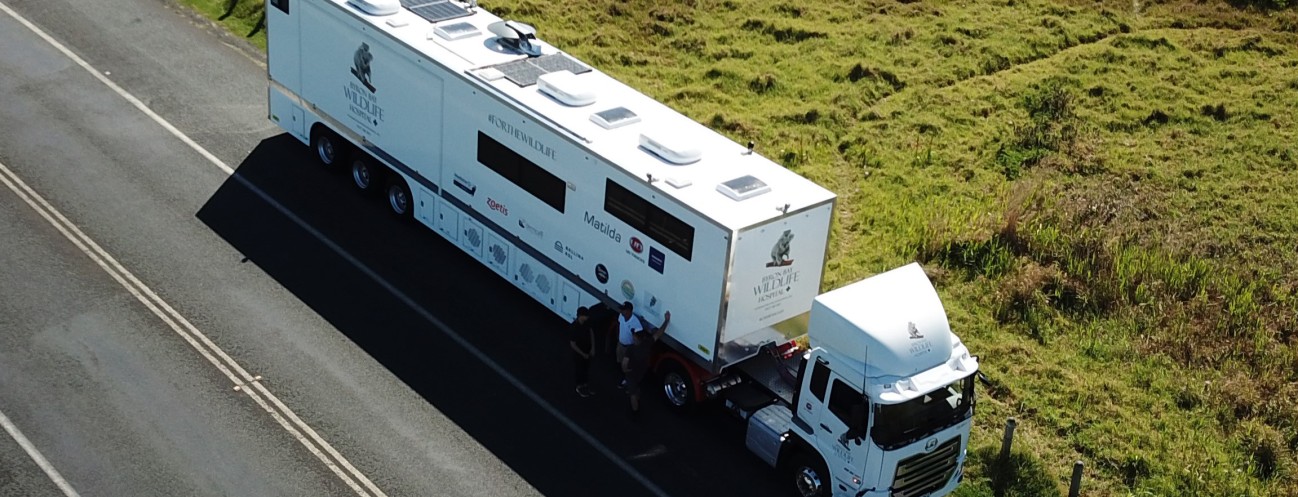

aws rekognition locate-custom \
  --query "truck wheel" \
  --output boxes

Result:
[386,178,413,219]
[311,128,347,168]
[658,360,696,411]
[350,156,381,193]
[787,453,831,497]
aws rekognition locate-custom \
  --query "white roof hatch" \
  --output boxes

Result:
[348,0,400,16]
[640,129,702,165]
[537,71,596,106]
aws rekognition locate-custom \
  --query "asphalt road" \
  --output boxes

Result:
[0,0,789,496]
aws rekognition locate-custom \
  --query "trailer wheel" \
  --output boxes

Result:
[787,453,831,497]
[658,360,696,411]
[311,128,346,168]
[386,178,413,219]
[350,156,381,193]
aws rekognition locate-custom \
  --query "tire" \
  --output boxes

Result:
[787,453,831,497]
[350,156,381,193]
[311,128,347,168]
[658,359,696,411]
[386,177,413,219]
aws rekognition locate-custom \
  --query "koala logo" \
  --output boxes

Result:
[766,229,795,267]
[351,43,375,92]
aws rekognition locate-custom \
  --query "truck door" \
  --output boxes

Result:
[800,358,867,483]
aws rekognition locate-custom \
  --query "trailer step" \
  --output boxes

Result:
[720,381,777,418]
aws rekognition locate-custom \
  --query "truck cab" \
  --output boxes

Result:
[744,263,978,497]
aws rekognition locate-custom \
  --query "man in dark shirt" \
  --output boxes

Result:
[622,311,670,416]
[569,307,595,398]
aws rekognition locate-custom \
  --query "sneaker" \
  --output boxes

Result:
[576,386,592,398]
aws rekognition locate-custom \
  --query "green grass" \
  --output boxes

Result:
[183,0,267,49]
[189,0,1298,495]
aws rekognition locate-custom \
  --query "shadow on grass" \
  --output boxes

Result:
[957,446,1061,497]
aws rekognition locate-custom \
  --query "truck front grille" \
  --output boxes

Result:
[891,437,960,497]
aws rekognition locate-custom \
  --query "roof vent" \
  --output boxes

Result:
[488,20,542,57]
[590,107,640,129]
[537,71,596,106]
[640,130,702,165]
[434,22,481,41]
[348,0,400,15]
[716,175,770,201]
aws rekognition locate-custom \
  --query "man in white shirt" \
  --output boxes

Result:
[616,301,642,386]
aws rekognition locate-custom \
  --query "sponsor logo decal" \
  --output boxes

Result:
[583,211,622,243]
[595,264,609,284]
[620,279,635,301]
[487,198,509,216]
[556,241,583,261]
[648,247,665,274]
[630,237,644,254]
[908,322,924,339]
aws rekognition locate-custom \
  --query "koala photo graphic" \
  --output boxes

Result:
[352,43,375,92]
[767,230,795,267]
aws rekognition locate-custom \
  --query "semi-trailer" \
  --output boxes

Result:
[266,1,979,495]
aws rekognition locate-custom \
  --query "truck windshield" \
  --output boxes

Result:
[871,374,974,450]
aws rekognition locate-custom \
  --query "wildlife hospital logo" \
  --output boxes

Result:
[766,230,795,267]
[754,229,801,305]
[344,43,384,127]
[351,43,375,92]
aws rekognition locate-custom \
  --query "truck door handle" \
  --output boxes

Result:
[820,424,832,431]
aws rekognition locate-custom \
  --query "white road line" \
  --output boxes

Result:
[0,161,375,497]
[0,407,82,497]
[0,4,388,497]
[0,1,234,176]
[0,2,672,497]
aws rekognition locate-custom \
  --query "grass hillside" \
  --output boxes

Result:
[197,0,1297,495]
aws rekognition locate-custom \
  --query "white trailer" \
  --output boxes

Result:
[266,1,979,496]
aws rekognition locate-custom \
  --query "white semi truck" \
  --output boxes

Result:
[266,0,979,495]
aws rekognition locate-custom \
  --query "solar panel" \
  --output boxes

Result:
[533,53,591,76]
[399,0,433,8]
[494,59,548,86]
[407,1,471,24]
[490,53,592,87]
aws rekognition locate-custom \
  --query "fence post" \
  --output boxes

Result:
[999,417,1017,462]
[221,0,240,20]
[1068,460,1084,497]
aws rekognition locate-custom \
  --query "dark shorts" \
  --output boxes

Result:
[626,373,646,396]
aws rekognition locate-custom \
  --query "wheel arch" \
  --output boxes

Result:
[651,348,711,404]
